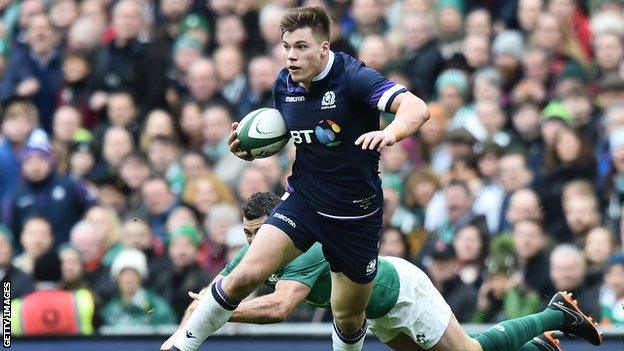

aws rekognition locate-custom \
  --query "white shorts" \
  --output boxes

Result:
[367,256,452,349]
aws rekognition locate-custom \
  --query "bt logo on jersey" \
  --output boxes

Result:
[315,119,341,146]
[290,120,342,147]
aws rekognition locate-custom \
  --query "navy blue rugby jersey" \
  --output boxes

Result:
[273,51,407,218]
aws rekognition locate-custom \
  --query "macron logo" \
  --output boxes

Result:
[274,212,296,228]
[285,96,305,102]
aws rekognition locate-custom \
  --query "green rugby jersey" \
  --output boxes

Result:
[220,243,400,319]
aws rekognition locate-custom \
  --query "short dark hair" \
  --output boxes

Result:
[242,192,280,220]
[280,6,331,42]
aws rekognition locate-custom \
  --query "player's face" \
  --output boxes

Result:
[242,215,267,244]
[282,27,329,85]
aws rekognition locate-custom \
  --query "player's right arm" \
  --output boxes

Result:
[227,279,310,323]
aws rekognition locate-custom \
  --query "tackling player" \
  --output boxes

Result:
[171,6,430,351]
[162,192,602,351]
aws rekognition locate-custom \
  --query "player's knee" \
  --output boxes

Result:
[332,311,366,335]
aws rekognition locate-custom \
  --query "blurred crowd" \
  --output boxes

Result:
[1,0,624,336]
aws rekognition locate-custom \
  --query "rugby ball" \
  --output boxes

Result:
[236,108,290,158]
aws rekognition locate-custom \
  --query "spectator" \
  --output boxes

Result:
[435,69,469,121]
[119,151,151,209]
[88,0,167,119]
[593,31,624,79]
[435,0,464,59]
[474,251,541,323]
[601,252,624,326]
[69,220,114,303]
[121,218,170,289]
[0,225,34,298]
[59,244,90,291]
[182,174,236,220]
[379,225,410,259]
[202,105,248,184]
[453,224,488,289]
[213,45,247,107]
[180,150,212,182]
[3,132,96,246]
[426,241,477,323]
[178,101,204,149]
[153,225,211,321]
[357,35,390,71]
[0,99,39,202]
[555,194,602,245]
[404,168,440,231]
[94,91,140,145]
[139,176,181,241]
[199,203,240,276]
[57,50,99,129]
[13,216,53,274]
[51,105,83,174]
[251,156,283,195]
[583,227,618,287]
[100,248,176,328]
[48,0,79,36]
[237,166,271,203]
[503,188,543,234]
[491,31,524,93]
[549,244,600,318]
[464,8,492,38]
[511,219,555,298]
[84,206,124,266]
[66,17,105,53]
[497,152,535,231]
[10,249,95,335]
[517,0,544,33]
[345,0,387,51]
[186,58,230,110]
[0,14,62,132]
[91,126,134,182]
[436,181,488,244]
[400,12,443,101]
[147,135,184,194]
[140,109,177,151]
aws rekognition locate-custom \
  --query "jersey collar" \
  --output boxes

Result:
[312,50,334,82]
[286,51,334,93]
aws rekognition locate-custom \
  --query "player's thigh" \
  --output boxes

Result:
[224,224,302,293]
[385,332,427,351]
[319,213,382,287]
[429,315,481,351]
[330,271,374,315]
[385,317,481,351]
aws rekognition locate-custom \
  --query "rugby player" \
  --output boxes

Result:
[162,192,602,351]
[171,6,430,351]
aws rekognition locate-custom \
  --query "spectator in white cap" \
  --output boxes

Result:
[492,30,524,87]
[100,248,176,327]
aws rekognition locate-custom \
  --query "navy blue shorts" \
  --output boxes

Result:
[264,190,382,284]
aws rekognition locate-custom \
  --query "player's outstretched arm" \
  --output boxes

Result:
[228,122,255,161]
[192,279,310,324]
[355,92,429,151]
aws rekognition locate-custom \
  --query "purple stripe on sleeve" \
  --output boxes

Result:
[368,80,395,106]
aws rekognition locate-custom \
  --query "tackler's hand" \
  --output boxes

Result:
[228,122,255,161]
[160,328,183,351]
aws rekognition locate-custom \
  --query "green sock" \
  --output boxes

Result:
[474,309,565,351]
[469,333,542,351]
